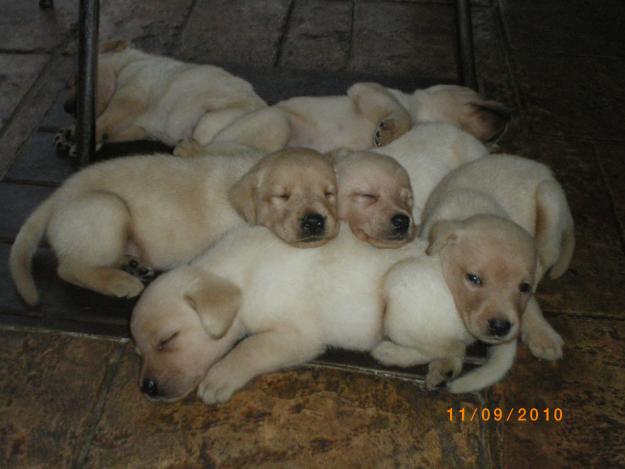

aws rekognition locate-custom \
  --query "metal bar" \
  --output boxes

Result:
[76,0,99,166]
[455,0,478,91]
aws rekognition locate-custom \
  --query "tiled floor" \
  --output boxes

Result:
[1,1,624,467]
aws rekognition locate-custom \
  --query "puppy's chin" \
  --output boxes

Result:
[290,235,333,248]
[473,326,519,345]
[351,225,414,249]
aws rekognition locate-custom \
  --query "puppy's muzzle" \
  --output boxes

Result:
[301,213,325,238]
[141,378,159,398]
[391,213,411,236]
[488,318,511,338]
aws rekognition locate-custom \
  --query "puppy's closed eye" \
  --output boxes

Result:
[272,193,290,201]
[156,331,179,351]
[353,193,379,204]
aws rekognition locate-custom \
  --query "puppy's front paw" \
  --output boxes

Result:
[425,357,463,390]
[173,139,204,158]
[120,255,156,283]
[54,127,75,155]
[197,364,245,405]
[374,118,396,147]
[523,326,564,361]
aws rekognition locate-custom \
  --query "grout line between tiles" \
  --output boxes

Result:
[273,0,296,67]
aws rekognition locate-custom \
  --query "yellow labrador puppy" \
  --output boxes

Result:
[131,223,516,403]
[273,83,510,153]
[10,148,337,305]
[57,40,289,156]
[419,154,575,360]
[334,151,415,248]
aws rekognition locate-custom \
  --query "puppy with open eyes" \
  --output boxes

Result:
[131,220,518,404]
[376,154,574,379]
[10,147,337,304]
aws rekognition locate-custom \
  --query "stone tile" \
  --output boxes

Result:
[0,54,49,132]
[501,0,625,58]
[349,2,457,80]
[0,1,76,51]
[5,133,75,186]
[510,55,625,141]
[83,345,485,468]
[0,183,54,241]
[594,142,625,242]
[0,242,135,332]
[493,136,625,317]
[98,0,195,54]
[490,316,625,468]
[0,329,122,468]
[471,7,517,115]
[278,0,352,71]
[39,89,74,131]
[175,0,292,67]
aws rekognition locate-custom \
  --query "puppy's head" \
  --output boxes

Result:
[335,150,415,248]
[229,148,339,247]
[415,84,511,142]
[131,268,241,402]
[63,39,130,116]
[427,215,537,343]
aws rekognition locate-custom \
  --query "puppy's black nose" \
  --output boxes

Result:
[488,318,511,337]
[141,378,159,397]
[301,213,325,236]
[391,214,411,235]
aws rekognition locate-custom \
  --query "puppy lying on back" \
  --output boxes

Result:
[10,148,337,304]
[419,154,575,360]
[271,83,510,153]
[57,40,289,156]
[131,224,516,404]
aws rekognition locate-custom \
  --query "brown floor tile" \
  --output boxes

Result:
[278,0,352,71]
[501,0,625,59]
[594,142,625,242]
[494,135,625,317]
[0,329,122,468]
[83,345,485,468]
[349,2,456,80]
[175,0,292,66]
[0,54,49,131]
[490,316,625,469]
[510,55,625,140]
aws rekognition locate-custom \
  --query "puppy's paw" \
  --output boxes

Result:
[54,127,75,155]
[197,364,245,405]
[523,326,564,361]
[106,271,145,298]
[120,255,156,283]
[425,357,463,391]
[173,139,204,158]
[372,340,426,367]
[374,118,397,147]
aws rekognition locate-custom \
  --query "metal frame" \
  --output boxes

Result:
[58,0,477,166]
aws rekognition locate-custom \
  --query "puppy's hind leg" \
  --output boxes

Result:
[371,340,431,367]
[198,328,324,404]
[347,83,412,147]
[535,180,575,279]
[49,192,144,298]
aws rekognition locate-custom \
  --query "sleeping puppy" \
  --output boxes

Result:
[56,40,289,157]
[419,154,575,360]
[373,215,540,392]
[333,151,415,248]
[10,148,337,304]
[271,83,510,153]
[130,223,515,404]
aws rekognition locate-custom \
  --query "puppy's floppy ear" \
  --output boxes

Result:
[184,269,241,339]
[99,39,130,53]
[426,220,464,255]
[228,164,265,223]
[464,100,511,142]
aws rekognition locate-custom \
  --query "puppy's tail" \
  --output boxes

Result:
[9,197,54,305]
[447,340,517,393]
